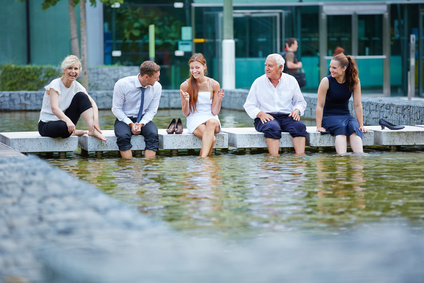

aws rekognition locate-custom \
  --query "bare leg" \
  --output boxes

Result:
[144,149,156,159]
[81,108,106,141]
[207,136,217,156]
[335,135,347,154]
[193,119,220,157]
[120,149,133,159]
[72,130,87,136]
[266,138,280,156]
[292,136,306,155]
[349,133,363,153]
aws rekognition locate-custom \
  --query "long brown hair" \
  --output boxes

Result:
[333,54,359,92]
[187,53,208,113]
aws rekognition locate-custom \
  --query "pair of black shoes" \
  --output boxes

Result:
[166,118,183,134]
[379,118,405,130]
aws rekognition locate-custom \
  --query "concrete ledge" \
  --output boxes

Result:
[78,130,145,152]
[0,142,25,157]
[223,127,294,148]
[3,125,424,154]
[367,125,424,146]
[0,132,78,153]
[159,129,228,150]
[307,126,375,147]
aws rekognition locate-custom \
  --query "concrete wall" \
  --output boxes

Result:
[2,89,424,126]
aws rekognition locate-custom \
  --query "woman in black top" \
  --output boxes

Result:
[316,54,367,154]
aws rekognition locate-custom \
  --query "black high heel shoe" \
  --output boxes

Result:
[166,118,176,134]
[175,118,183,134]
[379,118,405,130]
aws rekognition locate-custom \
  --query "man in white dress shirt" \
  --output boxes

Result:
[112,61,161,159]
[243,53,307,155]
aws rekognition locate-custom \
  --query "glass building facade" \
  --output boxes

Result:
[1,0,424,96]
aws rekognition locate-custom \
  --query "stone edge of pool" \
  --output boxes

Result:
[2,90,424,126]
[1,154,424,282]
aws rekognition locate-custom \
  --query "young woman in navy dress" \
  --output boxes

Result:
[316,54,367,154]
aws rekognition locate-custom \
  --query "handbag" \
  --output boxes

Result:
[292,72,306,88]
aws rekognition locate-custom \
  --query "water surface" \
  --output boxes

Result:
[47,151,424,240]
[2,109,423,241]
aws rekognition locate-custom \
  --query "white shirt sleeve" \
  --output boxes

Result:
[243,79,262,119]
[112,79,133,125]
[291,82,307,115]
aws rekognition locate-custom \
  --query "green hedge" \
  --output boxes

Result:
[0,64,61,91]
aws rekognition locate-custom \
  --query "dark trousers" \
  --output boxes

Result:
[254,113,307,139]
[114,117,159,152]
[38,92,92,138]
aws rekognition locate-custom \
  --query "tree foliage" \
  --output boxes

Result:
[40,0,123,10]
[111,5,184,65]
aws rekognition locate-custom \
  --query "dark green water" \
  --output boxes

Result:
[2,110,424,240]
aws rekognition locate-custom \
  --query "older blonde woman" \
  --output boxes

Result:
[38,55,105,141]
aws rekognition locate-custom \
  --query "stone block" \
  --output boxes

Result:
[222,127,293,148]
[0,132,78,153]
[159,129,228,150]
[367,125,424,146]
[306,126,375,147]
[78,130,145,152]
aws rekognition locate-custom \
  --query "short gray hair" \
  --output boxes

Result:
[267,53,285,70]
[61,55,82,71]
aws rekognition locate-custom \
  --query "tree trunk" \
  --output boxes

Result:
[79,0,89,90]
[68,0,80,57]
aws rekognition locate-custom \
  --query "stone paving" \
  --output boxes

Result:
[0,154,172,282]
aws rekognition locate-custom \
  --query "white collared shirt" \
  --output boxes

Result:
[111,74,162,125]
[243,73,307,119]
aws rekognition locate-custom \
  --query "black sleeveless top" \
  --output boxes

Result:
[323,75,352,116]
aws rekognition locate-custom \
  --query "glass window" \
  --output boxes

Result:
[327,15,351,56]
[358,15,383,56]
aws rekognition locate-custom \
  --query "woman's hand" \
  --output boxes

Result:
[180,90,190,102]
[66,120,76,134]
[359,126,368,133]
[217,89,225,100]
[316,126,327,132]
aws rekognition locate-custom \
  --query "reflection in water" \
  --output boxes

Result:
[312,155,366,228]
[46,151,424,240]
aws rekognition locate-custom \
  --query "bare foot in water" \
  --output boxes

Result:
[72,130,87,136]
[88,129,106,141]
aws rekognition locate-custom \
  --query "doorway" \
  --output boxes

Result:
[319,4,390,95]
[217,10,283,89]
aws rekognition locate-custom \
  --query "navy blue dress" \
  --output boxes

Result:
[322,76,362,139]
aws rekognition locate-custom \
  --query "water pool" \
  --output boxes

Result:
[45,151,424,240]
[2,110,424,241]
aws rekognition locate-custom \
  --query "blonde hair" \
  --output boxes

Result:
[61,55,82,72]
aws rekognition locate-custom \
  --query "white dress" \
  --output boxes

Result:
[186,85,221,134]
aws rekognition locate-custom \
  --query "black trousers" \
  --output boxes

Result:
[38,92,92,138]
[114,117,159,152]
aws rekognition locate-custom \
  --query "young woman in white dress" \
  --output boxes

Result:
[180,53,225,157]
